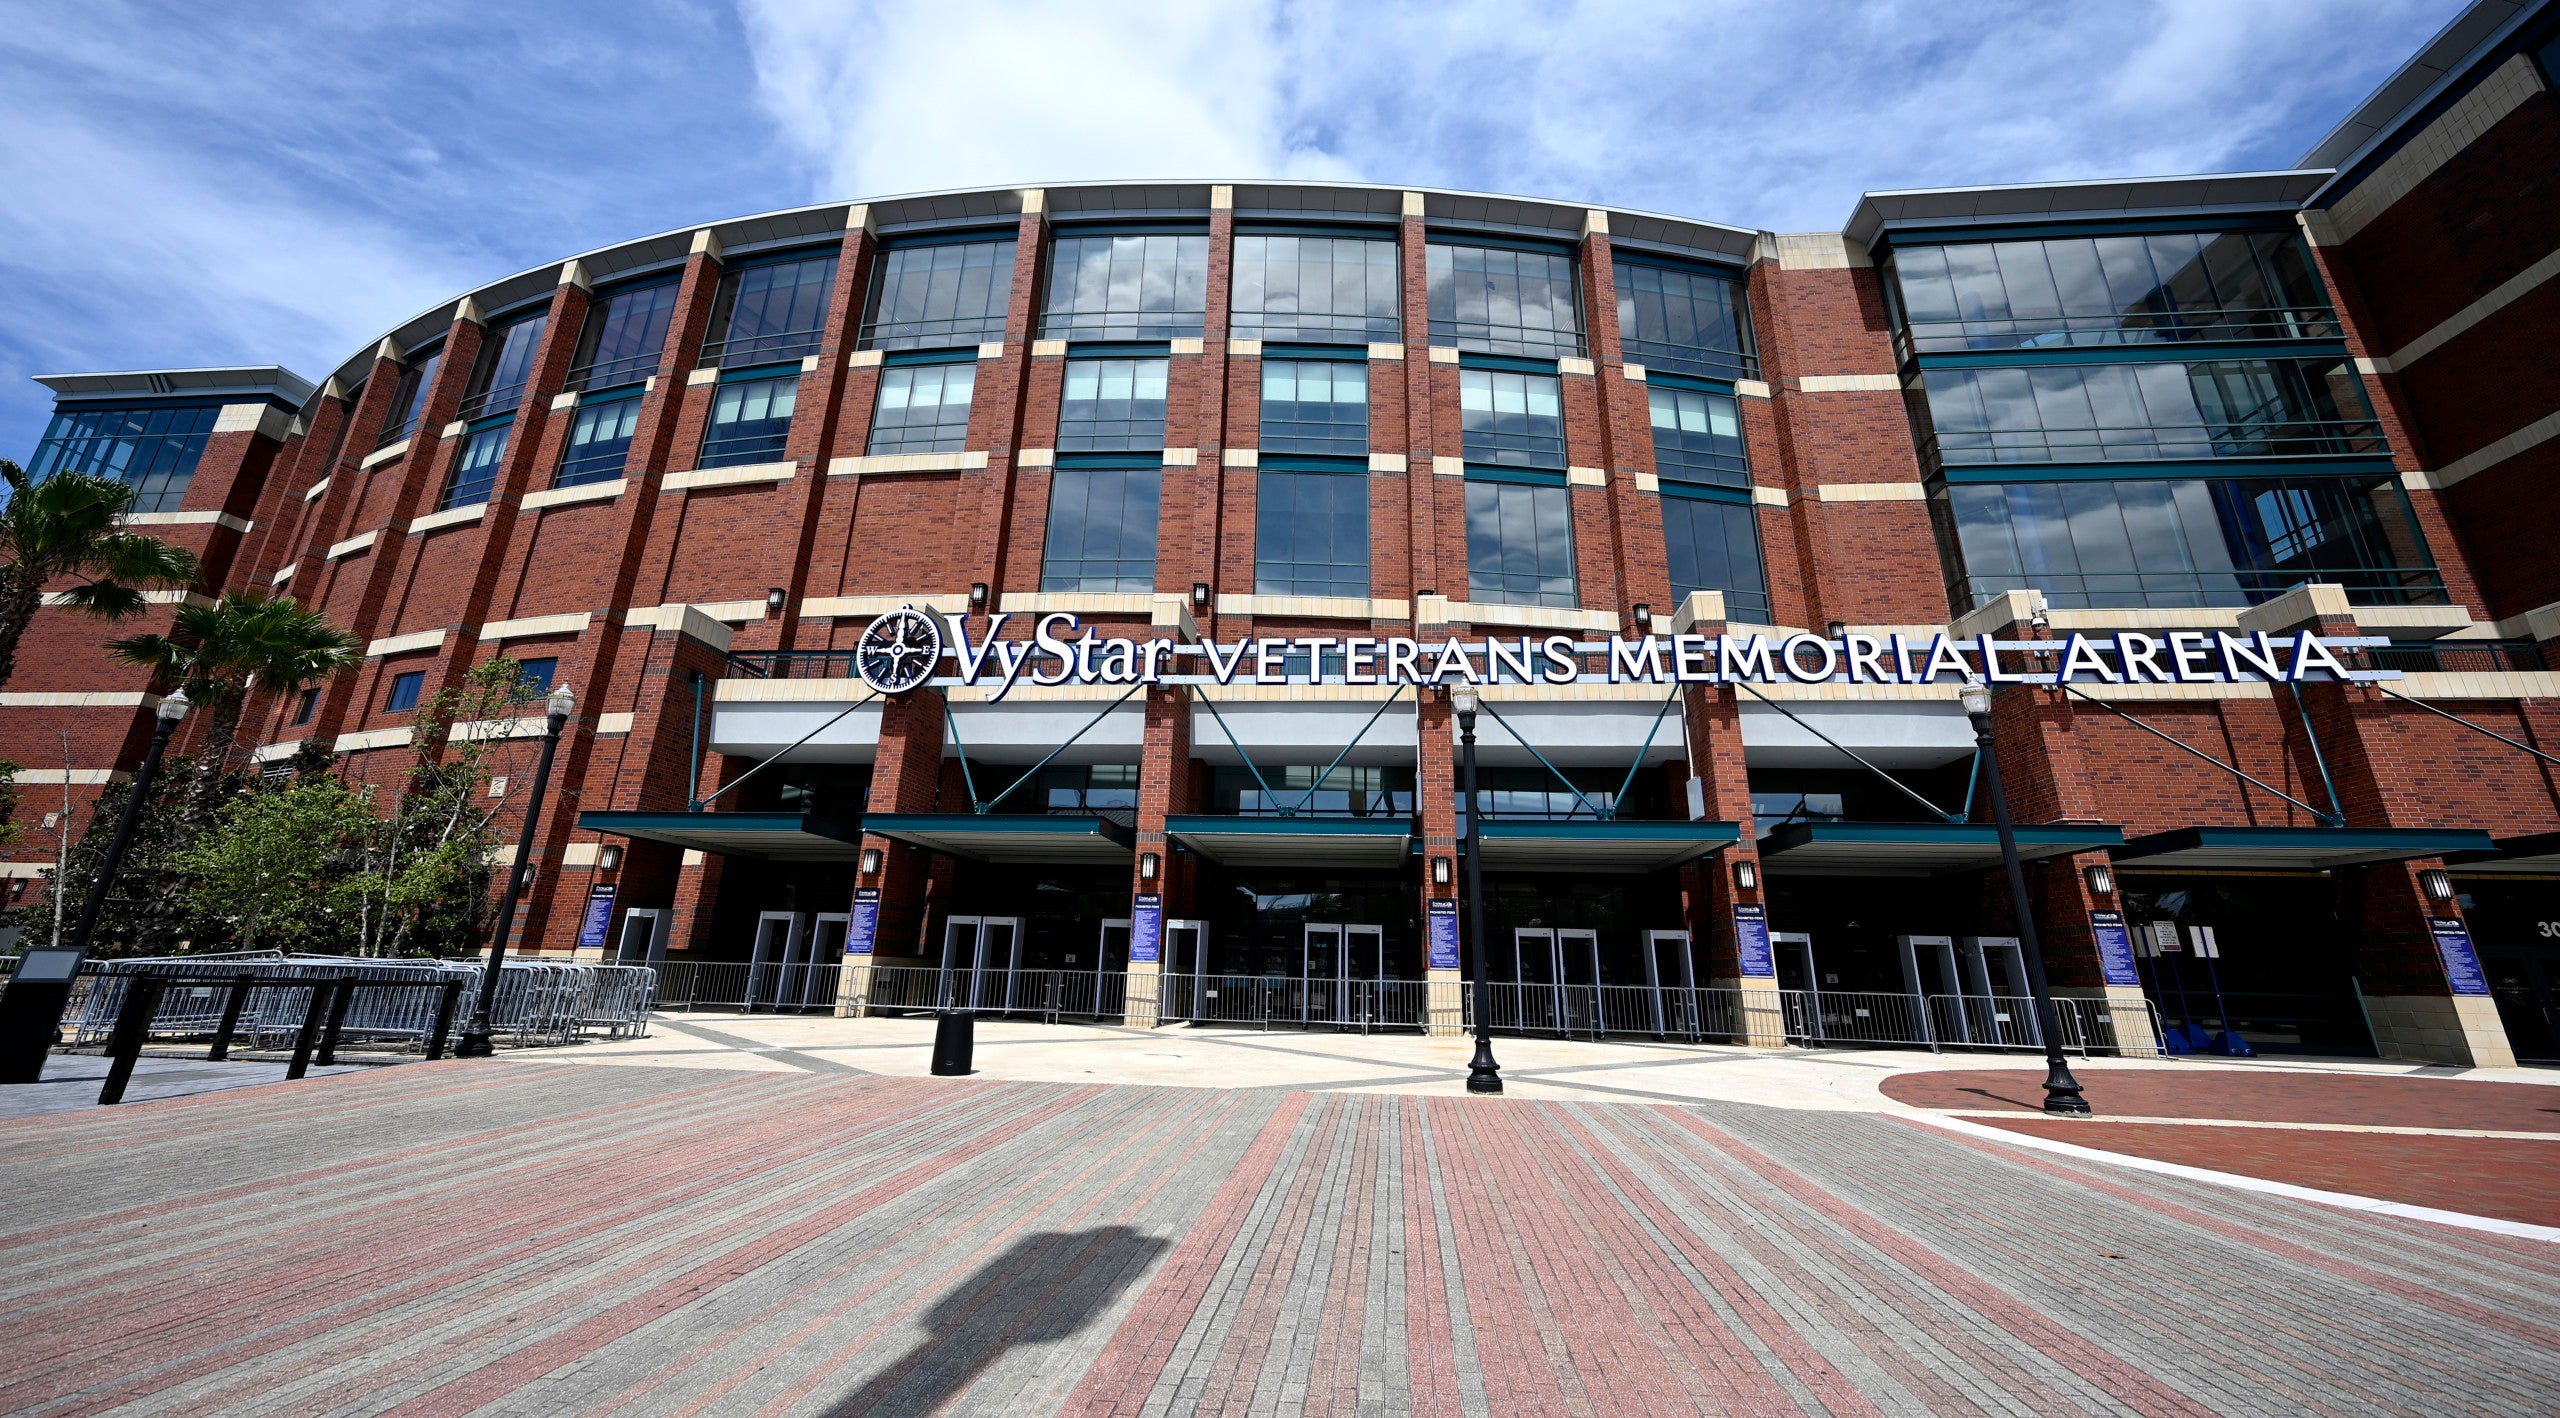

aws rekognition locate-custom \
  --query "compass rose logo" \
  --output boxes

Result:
[856,606,944,694]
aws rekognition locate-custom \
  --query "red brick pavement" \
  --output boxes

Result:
[1883,1066,2560,1131]
[1975,1118,2560,1229]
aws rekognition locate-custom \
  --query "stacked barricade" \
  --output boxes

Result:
[72,952,654,1052]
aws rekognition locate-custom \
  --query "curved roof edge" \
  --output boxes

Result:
[2298,0,2540,172]
[1842,170,2332,252]
[36,366,317,407]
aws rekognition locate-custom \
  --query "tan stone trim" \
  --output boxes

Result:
[406,503,486,534]
[2393,244,2560,369]
[1222,448,1258,468]
[120,511,252,532]
[360,440,409,469]
[1367,342,1405,361]
[327,530,378,560]
[803,594,962,619]
[1169,337,1205,356]
[1735,379,1772,399]
[996,592,1156,615]
[1816,482,1925,503]
[1751,485,1789,506]
[17,769,130,785]
[596,711,635,735]
[830,452,987,476]
[213,403,292,440]
[1031,339,1068,357]
[664,461,794,491]
[1017,448,1055,467]
[272,563,295,586]
[548,391,579,411]
[684,367,718,386]
[1634,472,1661,492]
[1796,374,1900,393]
[1557,356,1596,376]
[2327,54,2546,243]
[0,691,163,708]
[977,342,1005,360]
[1566,466,1606,486]
[1419,595,1618,634]
[1213,594,1412,621]
[333,727,414,753]
[1228,338,1262,356]
[1162,447,1198,467]
[1427,346,1460,364]
[1762,232,1870,269]
[303,477,329,502]
[366,628,447,658]
[1368,453,1408,473]
[1431,456,1463,477]
[1622,363,1648,382]
[2425,409,2560,489]
[521,479,625,510]
[479,612,592,643]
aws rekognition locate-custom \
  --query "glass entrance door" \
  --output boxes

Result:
[1303,923,1344,1024]
[748,911,804,1012]
[1514,927,1600,1035]
[941,915,1024,1010]
[1645,929,1695,1038]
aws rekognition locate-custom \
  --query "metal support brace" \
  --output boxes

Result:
[2284,679,2350,827]
[1732,680,1966,823]
[1192,686,1287,809]
[2375,684,2560,769]
[1472,697,1609,818]
[968,682,1146,814]
[1606,680,1686,816]
[2059,683,2335,822]
[1283,685,1408,815]
[691,687,882,812]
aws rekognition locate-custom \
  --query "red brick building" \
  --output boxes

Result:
[12,0,2560,1065]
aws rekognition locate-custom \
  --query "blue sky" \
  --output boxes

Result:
[0,0,2465,461]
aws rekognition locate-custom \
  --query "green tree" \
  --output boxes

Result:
[27,754,240,957]
[0,460,200,692]
[107,591,361,821]
[180,776,375,953]
[345,657,540,957]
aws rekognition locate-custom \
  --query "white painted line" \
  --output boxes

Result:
[1906,1111,2560,1244]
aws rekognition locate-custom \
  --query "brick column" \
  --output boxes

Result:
[1420,688,1462,1035]
[1127,676,1197,1029]
[859,686,946,958]
[1672,592,1780,1044]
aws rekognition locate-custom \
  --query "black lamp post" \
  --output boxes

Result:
[455,683,575,1058]
[65,688,191,957]
[1452,685,1501,1094]
[1960,679,2089,1115]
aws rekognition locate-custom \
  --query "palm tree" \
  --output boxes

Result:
[109,592,363,818]
[0,460,201,691]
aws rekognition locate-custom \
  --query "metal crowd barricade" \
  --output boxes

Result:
[74,953,653,1052]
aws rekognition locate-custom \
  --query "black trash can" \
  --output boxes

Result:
[931,1009,975,1076]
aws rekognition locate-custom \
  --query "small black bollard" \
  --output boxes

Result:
[97,977,165,1106]
[286,982,333,1081]
[930,1009,975,1076]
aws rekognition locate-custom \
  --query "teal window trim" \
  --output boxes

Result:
[1065,340,1172,357]
[882,347,981,367]
[723,241,844,271]
[1458,352,1560,375]
[1935,455,2401,484]
[718,361,803,384]
[1917,340,2351,370]
[464,411,516,435]
[1879,214,2300,247]
[1654,479,1757,507]
[1462,464,1567,488]
[880,224,1017,251]
[1260,341,1375,361]
[1426,229,1577,258]
[1053,451,1161,470]
[573,383,646,408]
[1642,369,1737,394]
[1259,453,1370,474]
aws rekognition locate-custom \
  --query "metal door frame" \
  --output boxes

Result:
[615,908,667,966]
[941,915,1025,1010]
[1302,922,1343,1024]
[1343,923,1385,1026]
[749,911,804,1011]
[1556,927,1600,1034]
[1099,917,1132,973]
[1644,928,1693,1037]
[1773,930,1821,1041]
[1165,918,1207,1020]
[807,913,852,1008]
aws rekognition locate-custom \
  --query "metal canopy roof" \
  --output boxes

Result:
[2447,832,2560,876]
[1165,815,1416,869]
[577,810,864,862]
[1759,821,2123,877]
[863,812,1133,863]
[1472,820,1741,874]
[2113,826,2497,872]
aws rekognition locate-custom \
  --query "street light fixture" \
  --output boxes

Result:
[456,683,575,1058]
[1450,684,1501,1094]
[1960,677,2090,1115]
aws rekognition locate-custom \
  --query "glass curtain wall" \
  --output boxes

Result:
[1614,260,1755,379]
[1427,243,1580,357]
[567,281,679,392]
[28,404,219,514]
[1661,496,1771,622]
[1459,368,1565,467]
[1255,470,1369,597]
[1059,358,1169,450]
[1259,360,1368,454]
[458,313,548,421]
[1230,235,1399,342]
[1042,466,1161,591]
[701,253,840,367]
[555,389,642,487]
[377,349,442,447]
[1465,481,1576,607]
[699,374,799,468]
[1912,358,2385,468]
[1042,233,1209,340]
[867,362,977,454]
[1888,231,2336,354]
[1647,384,1747,485]
[862,239,1016,350]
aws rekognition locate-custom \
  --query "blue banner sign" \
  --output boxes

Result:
[577,884,616,950]
[1131,893,1162,965]
[1734,904,1774,978]
[846,887,880,956]
[1427,899,1460,970]
[2430,916,2489,996]
[2090,910,2139,987]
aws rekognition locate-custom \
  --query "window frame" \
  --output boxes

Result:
[1426,237,1584,359]
[1613,253,1757,381]
[1253,464,1372,599]
[1463,474,1579,608]
[384,670,427,713]
[1039,227,1212,341]
[1256,354,1371,456]
[554,385,646,488]
[27,400,223,516]
[865,351,980,456]
[861,233,1019,351]
[1457,361,1568,468]
[1040,462,1163,593]
[567,277,680,393]
[1057,352,1172,452]
[1228,227,1402,344]
[697,365,803,470]
[699,247,842,370]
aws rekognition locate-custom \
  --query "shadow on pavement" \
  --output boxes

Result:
[824,1225,1171,1416]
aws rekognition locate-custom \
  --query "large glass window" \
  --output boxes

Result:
[377,349,442,447]
[1259,360,1368,455]
[1231,235,1400,342]
[1647,384,1746,485]
[1935,472,2445,611]
[1615,261,1754,380]
[1459,368,1565,467]
[568,280,679,392]
[1213,765,1413,817]
[440,423,509,510]
[458,313,549,421]
[1465,480,1576,607]
[385,671,425,712]
[1427,243,1580,357]
[28,403,219,515]
[1887,231,2336,355]
[1042,233,1209,340]
[1661,496,1770,623]
[701,252,839,368]
[1041,466,1161,591]
[1255,469,1369,598]
[863,239,1016,350]
[699,373,798,469]
[1913,358,2384,469]
[1058,357,1168,451]
[555,390,642,488]
[867,362,977,455]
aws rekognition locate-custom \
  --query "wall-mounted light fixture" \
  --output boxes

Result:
[2029,592,2051,630]
[969,582,989,609]
[2082,862,2114,898]
[598,843,623,872]
[1191,582,1211,608]
[1432,856,1452,886]
[1732,858,1758,892]
[1827,620,1847,640]
[2419,867,2455,903]
[1631,603,1652,633]
[859,847,883,877]
[1140,851,1161,881]
[765,587,788,612]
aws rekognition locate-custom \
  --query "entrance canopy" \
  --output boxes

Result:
[2447,832,2560,876]
[1759,820,2122,877]
[1472,819,1741,874]
[862,812,1134,863]
[2113,825,2497,871]
[577,810,864,861]
[1165,814,1414,868]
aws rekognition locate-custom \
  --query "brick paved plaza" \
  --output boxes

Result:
[4,1023,2560,1416]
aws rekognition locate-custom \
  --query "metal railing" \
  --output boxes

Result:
[93,973,467,1105]
[71,954,653,1052]
[1895,306,2343,360]
[726,649,862,680]
[1925,416,2387,467]
[2369,639,2546,675]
